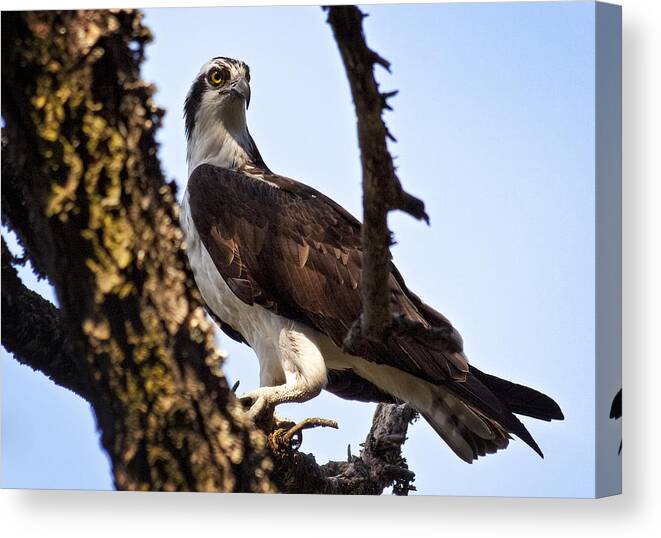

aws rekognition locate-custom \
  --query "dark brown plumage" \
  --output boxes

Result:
[188,164,468,381]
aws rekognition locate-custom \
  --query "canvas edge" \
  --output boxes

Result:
[594,0,622,499]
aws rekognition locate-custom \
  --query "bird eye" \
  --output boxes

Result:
[208,67,225,86]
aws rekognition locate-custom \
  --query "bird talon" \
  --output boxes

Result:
[268,417,339,453]
[273,414,296,431]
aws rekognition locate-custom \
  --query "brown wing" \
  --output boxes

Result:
[187,163,468,383]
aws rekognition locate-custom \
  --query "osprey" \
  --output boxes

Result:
[181,57,564,463]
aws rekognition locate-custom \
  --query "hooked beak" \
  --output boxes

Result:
[231,77,251,109]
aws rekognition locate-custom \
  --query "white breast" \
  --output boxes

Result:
[180,190,328,389]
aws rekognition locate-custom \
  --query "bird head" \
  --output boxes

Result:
[184,57,268,173]
[184,57,252,143]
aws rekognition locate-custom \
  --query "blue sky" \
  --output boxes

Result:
[2,2,619,496]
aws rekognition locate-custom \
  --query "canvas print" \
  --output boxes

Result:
[1,1,621,497]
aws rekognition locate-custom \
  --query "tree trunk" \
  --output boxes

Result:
[1,9,273,493]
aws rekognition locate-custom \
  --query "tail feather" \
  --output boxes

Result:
[420,410,475,463]
[421,386,511,463]
[471,367,565,421]
[446,370,551,458]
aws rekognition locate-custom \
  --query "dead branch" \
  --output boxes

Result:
[1,238,90,400]
[326,5,429,345]
[324,5,424,494]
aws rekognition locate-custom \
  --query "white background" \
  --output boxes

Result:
[1,0,659,536]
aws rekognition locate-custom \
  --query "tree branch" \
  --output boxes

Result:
[1,238,91,401]
[326,5,429,345]
[271,403,417,495]
[324,6,425,494]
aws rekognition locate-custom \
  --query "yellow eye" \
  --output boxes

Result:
[208,68,225,86]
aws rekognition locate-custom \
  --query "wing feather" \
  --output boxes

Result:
[187,163,466,382]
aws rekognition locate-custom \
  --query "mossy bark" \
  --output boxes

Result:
[1,9,273,493]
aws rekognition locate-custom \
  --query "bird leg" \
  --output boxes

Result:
[238,382,322,422]
[238,391,277,430]
[238,384,337,450]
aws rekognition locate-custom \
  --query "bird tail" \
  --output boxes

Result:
[346,362,537,463]
[336,353,563,463]
[416,370,563,463]
[390,282,564,460]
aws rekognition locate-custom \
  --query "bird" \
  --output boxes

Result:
[180,56,564,463]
